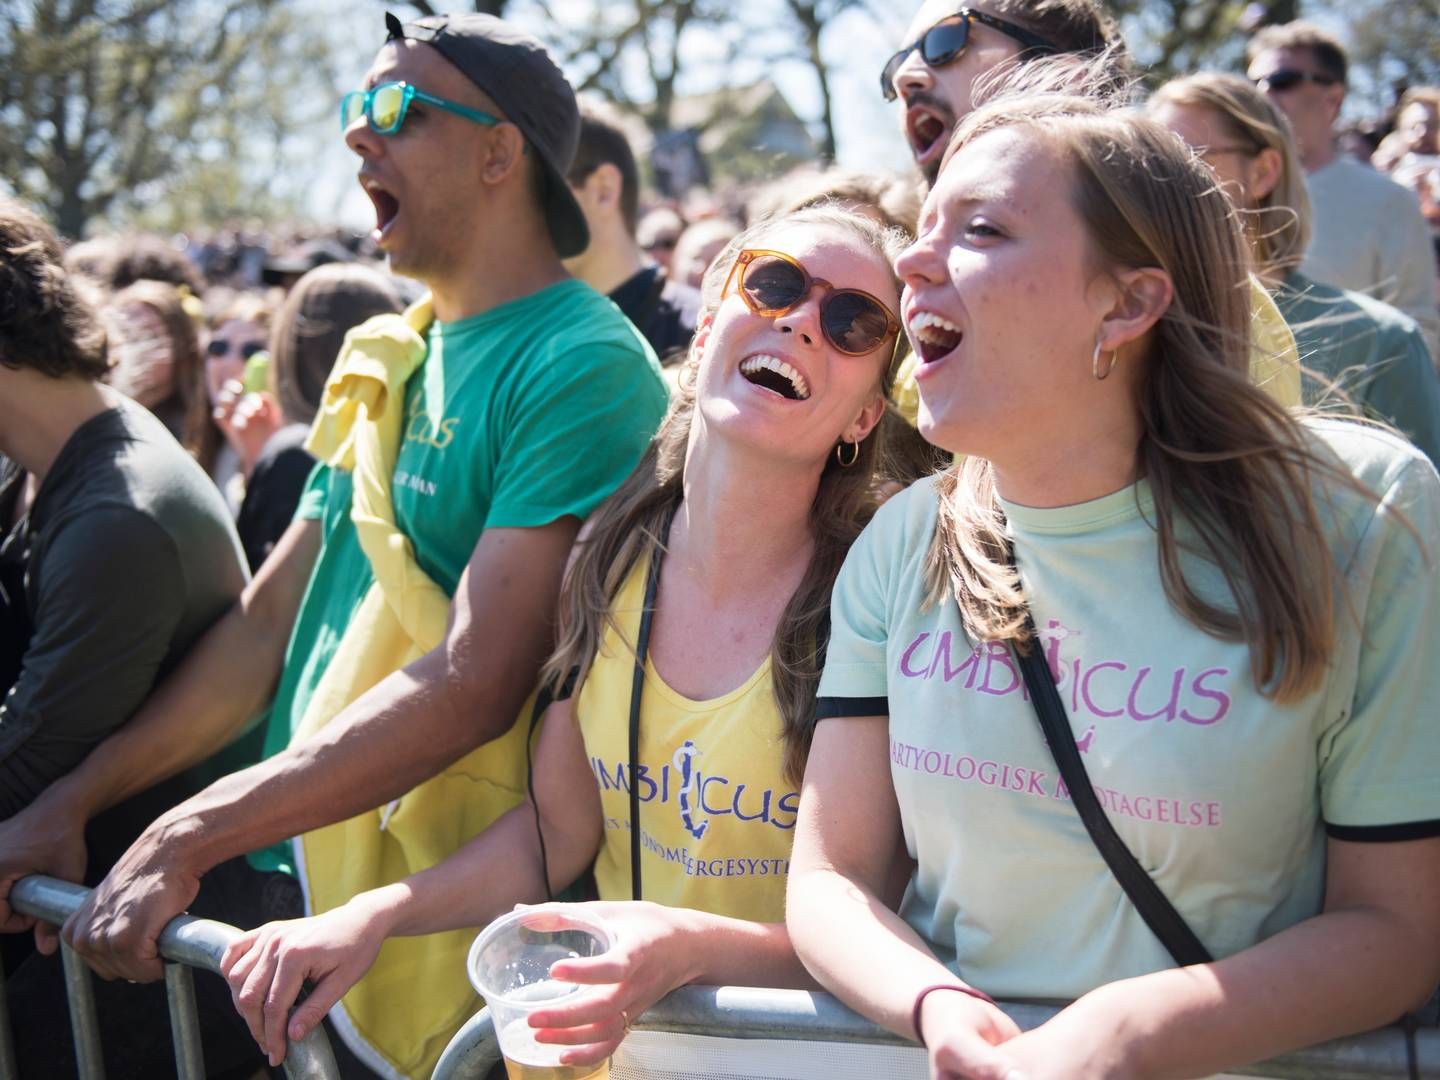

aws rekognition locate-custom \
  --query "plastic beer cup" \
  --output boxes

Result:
[468,905,615,1080]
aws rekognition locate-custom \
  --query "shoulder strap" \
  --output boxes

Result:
[1007,547,1213,968]
[629,504,676,901]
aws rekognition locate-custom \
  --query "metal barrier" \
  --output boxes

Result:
[431,983,1439,1080]
[0,875,339,1080]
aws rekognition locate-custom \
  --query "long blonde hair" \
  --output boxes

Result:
[544,206,911,783]
[925,94,1349,701]
[1149,73,1312,280]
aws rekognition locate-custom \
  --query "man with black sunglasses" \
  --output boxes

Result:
[883,0,1119,185]
[1248,21,1440,355]
[0,11,668,1078]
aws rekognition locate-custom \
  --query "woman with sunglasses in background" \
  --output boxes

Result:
[205,295,274,512]
[1149,73,1440,467]
[788,89,1440,1079]
[216,205,912,1070]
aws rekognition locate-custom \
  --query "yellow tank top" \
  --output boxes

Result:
[575,560,797,923]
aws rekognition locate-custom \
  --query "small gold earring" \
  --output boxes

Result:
[1092,339,1118,381]
[835,440,860,468]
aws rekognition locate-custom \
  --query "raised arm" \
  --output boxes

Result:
[787,715,1022,1080]
[64,516,578,982]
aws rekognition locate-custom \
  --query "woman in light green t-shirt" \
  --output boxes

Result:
[788,94,1440,1078]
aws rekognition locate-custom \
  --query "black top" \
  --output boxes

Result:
[236,424,315,572]
[0,398,247,815]
[609,265,702,365]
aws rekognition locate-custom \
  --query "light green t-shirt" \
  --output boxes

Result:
[248,280,668,874]
[817,419,1440,1000]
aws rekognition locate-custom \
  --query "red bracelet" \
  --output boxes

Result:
[910,982,999,1047]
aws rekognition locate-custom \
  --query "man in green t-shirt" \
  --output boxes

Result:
[0,12,666,1077]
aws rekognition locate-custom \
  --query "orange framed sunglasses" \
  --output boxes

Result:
[722,249,901,356]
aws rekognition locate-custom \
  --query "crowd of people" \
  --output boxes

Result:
[1,3,1438,1079]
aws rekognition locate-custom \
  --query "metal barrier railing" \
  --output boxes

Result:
[431,983,1439,1080]
[0,875,339,1080]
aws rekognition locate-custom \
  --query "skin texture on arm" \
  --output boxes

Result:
[992,835,1440,1080]
[0,517,321,944]
[786,716,1022,1080]
[63,516,579,982]
[217,693,603,1065]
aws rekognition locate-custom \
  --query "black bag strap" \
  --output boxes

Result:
[1007,545,1213,968]
[628,502,677,902]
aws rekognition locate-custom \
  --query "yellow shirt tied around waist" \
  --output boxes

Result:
[296,295,534,1079]
[890,276,1301,427]
[575,561,798,923]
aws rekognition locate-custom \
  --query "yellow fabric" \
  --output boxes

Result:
[576,561,797,923]
[295,296,533,1079]
[890,275,1301,427]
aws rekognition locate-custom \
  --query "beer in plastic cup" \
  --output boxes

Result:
[468,905,615,1080]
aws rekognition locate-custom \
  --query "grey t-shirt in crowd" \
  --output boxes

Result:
[0,396,247,815]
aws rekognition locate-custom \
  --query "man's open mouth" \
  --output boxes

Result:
[740,354,811,401]
[909,311,962,364]
[907,104,953,163]
[362,178,401,236]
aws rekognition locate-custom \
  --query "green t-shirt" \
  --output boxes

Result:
[249,280,667,873]
[1279,271,1440,467]
[817,419,1440,999]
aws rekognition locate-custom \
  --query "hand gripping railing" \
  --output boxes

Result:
[0,875,339,1080]
[430,983,1439,1080]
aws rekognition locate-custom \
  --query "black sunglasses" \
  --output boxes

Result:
[1253,68,1340,93]
[881,9,1056,102]
[207,338,266,360]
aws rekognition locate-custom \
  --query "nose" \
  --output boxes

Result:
[894,232,945,291]
[345,114,383,158]
[893,48,933,102]
[772,286,825,348]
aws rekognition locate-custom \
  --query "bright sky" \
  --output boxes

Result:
[314,1,916,229]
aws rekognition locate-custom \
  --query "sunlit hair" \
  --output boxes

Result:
[544,206,910,783]
[109,280,214,468]
[1149,73,1312,280]
[987,0,1124,58]
[751,167,924,235]
[925,91,1361,701]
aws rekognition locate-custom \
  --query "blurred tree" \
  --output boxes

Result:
[777,0,861,163]
[0,0,336,237]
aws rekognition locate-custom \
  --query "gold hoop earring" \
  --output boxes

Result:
[835,440,860,468]
[1092,338,1118,381]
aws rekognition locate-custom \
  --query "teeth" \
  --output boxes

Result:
[909,311,961,341]
[740,354,809,400]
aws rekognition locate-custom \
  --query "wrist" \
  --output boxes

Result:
[34,774,99,827]
[913,982,999,1046]
[352,883,414,937]
[663,905,715,986]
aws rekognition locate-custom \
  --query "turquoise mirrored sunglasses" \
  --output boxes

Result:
[340,81,500,135]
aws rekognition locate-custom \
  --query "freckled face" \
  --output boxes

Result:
[896,126,1118,458]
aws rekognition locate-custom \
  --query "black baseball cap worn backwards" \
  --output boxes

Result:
[384,10,590,257]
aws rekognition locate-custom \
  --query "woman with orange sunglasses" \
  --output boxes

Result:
[218,204,912,1070]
